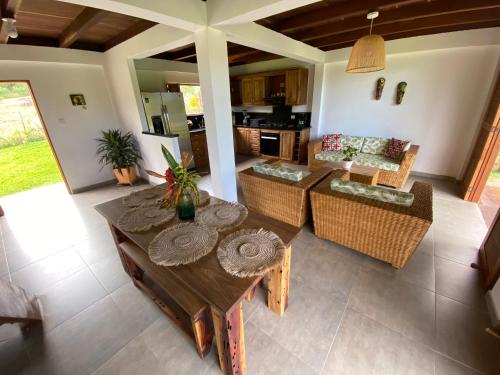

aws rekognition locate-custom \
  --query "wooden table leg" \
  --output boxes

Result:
[211,303,246,375]
[267,245,291,316]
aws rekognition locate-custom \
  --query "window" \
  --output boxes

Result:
[179,84,203,115]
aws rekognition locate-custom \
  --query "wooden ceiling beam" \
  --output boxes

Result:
[271,0,421,33]
[311,8,500,49]
[0,0,22,44]
[325,20,500,51]
[59,7,106,48]
[292,0,500,43]
[103,19,155,50]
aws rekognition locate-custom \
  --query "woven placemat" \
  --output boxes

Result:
[217,228,285,278]
[148,222,218,266]
[122,185,165,208]
[118,206,175,232]
[190,190,210,207]
[195,202,248,231]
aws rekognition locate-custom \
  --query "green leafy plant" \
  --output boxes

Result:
[96,129,142,171]
[146,144,201,208]
[341,145,358,161]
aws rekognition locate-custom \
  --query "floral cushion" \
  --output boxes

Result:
[322,134,342,151]
[341,135,364,151]
[315,152,400,172]
[384,138,409,160]
[252,163,304,182]
[330,178,414,207]
[361,137,389,155]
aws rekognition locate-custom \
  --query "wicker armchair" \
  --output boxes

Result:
[308,139,419,189]
[310,171,433,268]
[239,163,331,228]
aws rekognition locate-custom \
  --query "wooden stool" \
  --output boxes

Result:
[349,165,380,186]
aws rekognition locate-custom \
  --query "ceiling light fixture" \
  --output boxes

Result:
[345,11,385,73]
[1,17,18,39]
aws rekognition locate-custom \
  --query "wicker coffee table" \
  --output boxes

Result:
[348,165,379,186]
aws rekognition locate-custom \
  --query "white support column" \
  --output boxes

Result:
[310,63,325,140]
[194,27,237,201]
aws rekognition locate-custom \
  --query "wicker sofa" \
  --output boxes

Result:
[239,162,331,228]
[310,170,433,268]
[308,139,419,189]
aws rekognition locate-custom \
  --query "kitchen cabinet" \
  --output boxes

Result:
[234,127,309,163]
[240,77,269,106]
[232,68,308,107]
[190,131,210,171]
[235,128,260,155]
[230,80,241,106]
[279,131,295,161]
[285,69,308,106]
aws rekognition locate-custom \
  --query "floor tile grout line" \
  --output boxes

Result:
[318,263,358,375]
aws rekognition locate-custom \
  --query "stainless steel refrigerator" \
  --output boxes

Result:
[141,92,194,168]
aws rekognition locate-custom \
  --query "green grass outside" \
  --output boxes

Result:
[0,140,63,197]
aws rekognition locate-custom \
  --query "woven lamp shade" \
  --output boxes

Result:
[346,34,386,73]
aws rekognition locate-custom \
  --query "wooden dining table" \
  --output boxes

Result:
[95,194,301,375]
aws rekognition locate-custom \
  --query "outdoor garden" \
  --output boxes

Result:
[0,82,62,197]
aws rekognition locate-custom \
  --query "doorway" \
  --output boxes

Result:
[0,81,69,198]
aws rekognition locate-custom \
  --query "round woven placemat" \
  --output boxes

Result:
[118,205,175,232]
[122,185,165,208]
[148,222,218,266]
[217,228,285,278]
[195,202,248,231]
[190,190,210,207]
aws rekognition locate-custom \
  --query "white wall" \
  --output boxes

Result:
[103,25,193,183]
[134,58,199,92]
[0,56,122,191]
[320,42,499,179]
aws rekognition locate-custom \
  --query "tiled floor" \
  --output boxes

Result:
[1,168,499,375]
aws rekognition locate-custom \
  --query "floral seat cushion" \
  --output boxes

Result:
[252,163,304,182]
[315,152,400,172]
[361,137,389,155]
[330,178,414,207]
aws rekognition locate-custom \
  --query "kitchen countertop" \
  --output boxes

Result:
[189,128,206,133]
[234,124,309,131]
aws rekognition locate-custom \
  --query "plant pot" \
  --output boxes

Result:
[114,166,137,185]
[341,160,353,170]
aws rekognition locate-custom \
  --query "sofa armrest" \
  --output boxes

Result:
[401,145,419,165]
[295,167,332,190]
[409,181,433,222]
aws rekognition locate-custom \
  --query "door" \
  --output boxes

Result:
[280,131,295,160]
[461,73,500,202]
[241,78,253,106]
[479,209,500,289]
[252,77,267,105]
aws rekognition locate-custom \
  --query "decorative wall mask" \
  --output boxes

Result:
[375,77,385,100]
[396,82,407,105]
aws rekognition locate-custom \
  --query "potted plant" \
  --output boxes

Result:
[96,129,142,185]
[146,145,201,220]
[341,145,358,170]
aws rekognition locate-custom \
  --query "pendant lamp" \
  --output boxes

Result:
[346,11,385,73]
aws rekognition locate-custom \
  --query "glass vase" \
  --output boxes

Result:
[177,191,195,221]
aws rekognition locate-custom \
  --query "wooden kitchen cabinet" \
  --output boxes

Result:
[230,80,241,106]
[240,77,269,106]
[190,131,210,171]
[234,127,260,156]
[279,131,295,161]
[285,69,308,106]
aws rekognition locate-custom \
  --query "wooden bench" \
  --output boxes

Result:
[118,241,213,358]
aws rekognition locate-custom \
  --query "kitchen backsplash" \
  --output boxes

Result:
[233,111,310,127]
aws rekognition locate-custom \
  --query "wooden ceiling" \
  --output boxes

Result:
[157,0,500,66]
[0,0,156,50]
[1,0,499,62]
